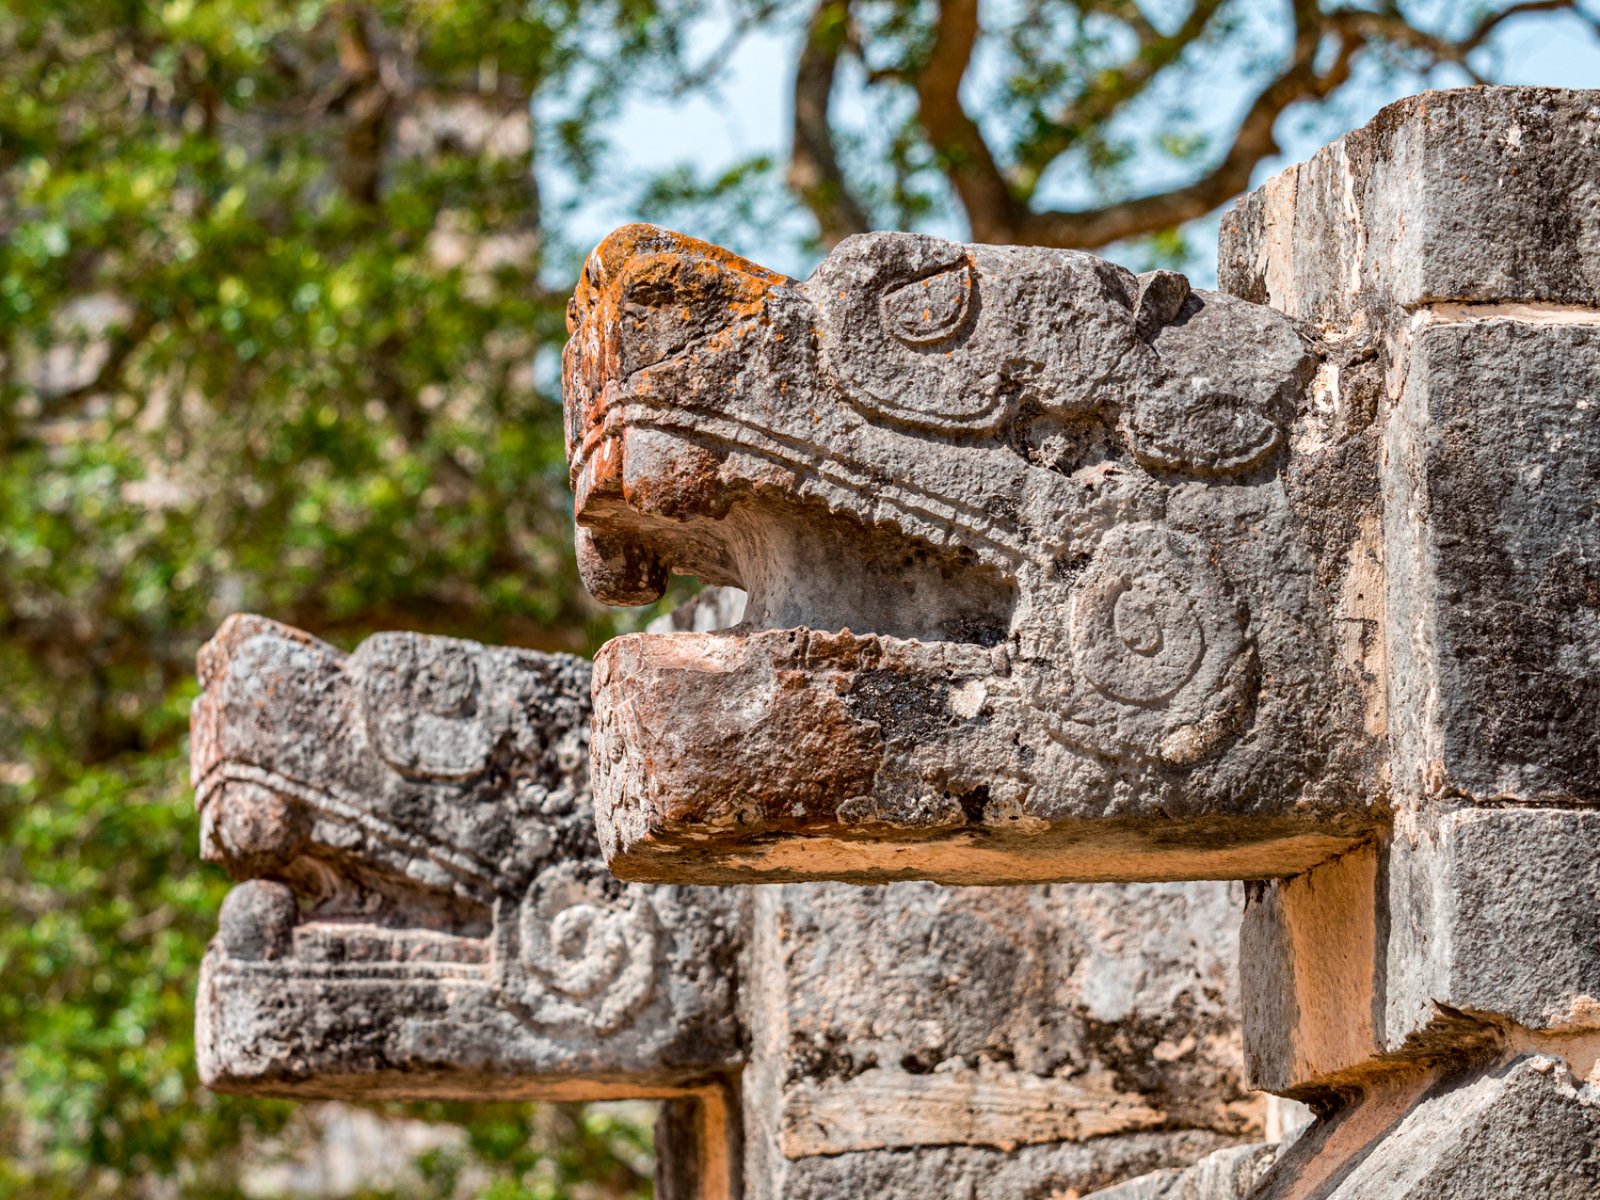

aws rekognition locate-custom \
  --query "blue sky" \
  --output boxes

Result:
[576,3,1600,281]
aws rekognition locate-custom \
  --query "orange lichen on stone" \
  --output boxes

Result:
[563,225,794,517]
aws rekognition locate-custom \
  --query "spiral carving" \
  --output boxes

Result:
[1066,522,1254,765]
[494,862,658,1034]
[1072,569,1204,703]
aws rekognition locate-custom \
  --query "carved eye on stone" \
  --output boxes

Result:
[361,635,497,781]
[809,233,1007,432]
[1124,388,1282,476]
[413,648,477,715]
[492,862,658,1035]
[1120,289,1309,477]
[880,265,974,346]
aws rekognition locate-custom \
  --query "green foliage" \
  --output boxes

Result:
[0,690,298,1199]
[0,0,691,1195]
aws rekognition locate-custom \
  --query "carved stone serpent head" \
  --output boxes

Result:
[565,226,1380,884]
[192,614,741,1096]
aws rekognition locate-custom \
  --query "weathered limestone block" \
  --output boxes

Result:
[1382,317,1600,809]
[1242,811,1600,1099]
[567,223,1381,884]
[1221,87,1600,328]
[1254,1056,1600,1199]
[741,878,1260,1199]
[1386,809,1600,1042]
[1220,85,1600,1092]
[635,588,1266,1196]
[1084,1143,1280,1200]
[192,614,744,1103]
[1238,846,1383,1098]
[749,1136,1263,1200]
[1221,85,1600,813]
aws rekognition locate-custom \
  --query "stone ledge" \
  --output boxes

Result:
[1242,808,1600,1098]
[1221,86,1600,326]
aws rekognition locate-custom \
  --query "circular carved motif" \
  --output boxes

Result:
[1072,571,1206,703]
[1066,522,1255,765]
[880,265,974,346]
[494,862,658,1035]
[810,233,1008,432]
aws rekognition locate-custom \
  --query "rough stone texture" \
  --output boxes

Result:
[749,1133,1254,1200]
[196,606,1263,1199]
[1399,810,1600,1035]
[655,1087,744,1200]
[1225,88,1600,1107]
[192,614,744,1100]
[561,87,1600,1193]
[202,86,1600,1198]
[1253,1056,1600,1199]
[1232,826,1600,1097]
[567,224,1382,884]
[1220,87,1600,325]
[741,878,1260,1198]
[1239,846,1383,1098]
[1383,317,1600,809]
[640,592,1265,1197]
[1084,1142,1280,1199]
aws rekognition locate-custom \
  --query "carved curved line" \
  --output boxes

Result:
[881,263,976,347]
[491,885,659,1036]
[1053,524,1256,763]
[1070,568,1208,703]
[1123,410,1282,477]
[592,402,1047,567]
[194,762,500,902]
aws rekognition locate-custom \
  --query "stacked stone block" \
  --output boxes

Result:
[1219,87,1600,1196]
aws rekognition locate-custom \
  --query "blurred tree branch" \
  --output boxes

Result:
[789,0,1591,249]
[789,0,872,246]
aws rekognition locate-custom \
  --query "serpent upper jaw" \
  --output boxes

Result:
[563,224,1307,643]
